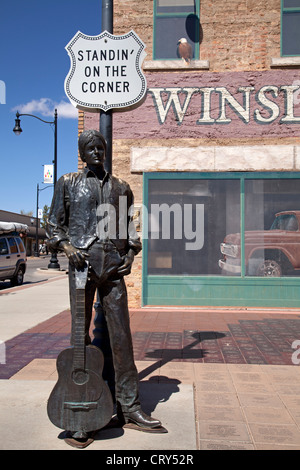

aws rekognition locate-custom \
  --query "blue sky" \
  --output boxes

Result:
[0,0,102,215]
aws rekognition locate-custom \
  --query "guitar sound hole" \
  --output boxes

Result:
[72,369,89,385]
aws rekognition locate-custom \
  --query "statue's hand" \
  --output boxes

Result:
[117,250,134,276]
[61,241,88,269]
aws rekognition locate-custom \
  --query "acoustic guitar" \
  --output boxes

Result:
[47,262,113,433]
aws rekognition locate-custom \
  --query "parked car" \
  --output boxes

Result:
[0,222,27,286]
[218,211,300,277]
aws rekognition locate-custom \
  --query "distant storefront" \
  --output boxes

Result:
[0,210,46,256]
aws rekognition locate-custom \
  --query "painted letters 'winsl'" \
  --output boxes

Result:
[148,85,300,125]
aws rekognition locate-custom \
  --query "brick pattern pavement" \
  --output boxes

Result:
[3,307,300,450]
[0,310,70,379]
[1,308,300,379]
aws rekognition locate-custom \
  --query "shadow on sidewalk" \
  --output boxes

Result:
[140,376,181,416]
[0,279,49,292]
[138,331,225,381]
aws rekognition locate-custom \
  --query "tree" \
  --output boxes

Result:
[40,204,50,229]
[20,209,33,216]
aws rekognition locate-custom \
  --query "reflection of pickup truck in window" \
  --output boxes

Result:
[218,211,300,277]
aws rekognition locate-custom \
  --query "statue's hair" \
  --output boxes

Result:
[78,129,107,161]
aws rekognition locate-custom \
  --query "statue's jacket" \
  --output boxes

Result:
[46,168,142,257]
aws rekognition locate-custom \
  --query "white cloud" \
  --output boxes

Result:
[12,98,78,119]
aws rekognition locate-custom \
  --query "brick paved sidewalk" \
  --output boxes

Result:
[2,307,300,379]
[2,307,300,449]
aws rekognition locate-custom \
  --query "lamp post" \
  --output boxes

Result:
[13,109,60,269]
[34,183,53,257]
[35,183,39,257]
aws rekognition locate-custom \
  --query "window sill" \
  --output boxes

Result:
[271,57,300,67]
[143,59,210,71]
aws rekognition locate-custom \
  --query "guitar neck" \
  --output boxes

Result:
[73,288,86,371]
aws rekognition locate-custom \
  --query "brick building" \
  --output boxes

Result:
[78,0,300,308]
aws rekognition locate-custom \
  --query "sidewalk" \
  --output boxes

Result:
[1,275,300,450]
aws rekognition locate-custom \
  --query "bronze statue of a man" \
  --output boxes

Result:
[46,129,161,436]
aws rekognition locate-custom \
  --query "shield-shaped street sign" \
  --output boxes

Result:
[64,30,147,112]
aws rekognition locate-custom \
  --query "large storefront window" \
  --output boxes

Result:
[147,178,240,275]
[244,179,300,277]
[219,178,300,277]
[143,173,300,307]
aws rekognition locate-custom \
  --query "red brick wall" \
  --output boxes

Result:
[200,0,281,71]
[114,0,281,72]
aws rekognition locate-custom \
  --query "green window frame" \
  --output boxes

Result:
[142,171,300,308]
[153,0,200,60]
[281,0,300,57]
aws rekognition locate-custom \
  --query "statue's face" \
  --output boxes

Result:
[83,136,105,167]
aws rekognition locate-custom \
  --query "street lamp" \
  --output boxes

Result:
[13,109,60,269]
[34,183,53,258]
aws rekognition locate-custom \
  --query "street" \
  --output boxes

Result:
[0,254,69,290]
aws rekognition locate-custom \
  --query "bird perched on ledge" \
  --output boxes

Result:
[177,38,193,65]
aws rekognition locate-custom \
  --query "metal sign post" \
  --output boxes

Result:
[100,0,113,173]
[94,0,114,391]
[63,0,147,400]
